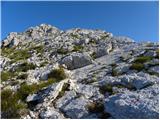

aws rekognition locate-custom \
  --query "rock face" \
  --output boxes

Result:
[1,24,159,119]
[104,85,159,119]
[59,52,92,70]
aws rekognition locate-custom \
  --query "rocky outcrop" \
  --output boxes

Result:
[1,24,159,119]
[104,84,159,119]
[59,52,92,70]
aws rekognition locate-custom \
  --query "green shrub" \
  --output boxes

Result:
[16,62,36,72]
[70,33,79,39]
[130,63,145,71]
[87,102,104,113]
[17,79,57,101]
[57,83,70,99]
[38,78,56,88]
[9,49,31,61]
[1,71,17,82]
[155,49,159,58]
[111,69,120,76]
[48,67,67,81]
[1,89,27,118]
[91,52,96,59]
[134,56,152,63]
[17,73,28,79]
[99,84,113,95]
[1,47,15,57]
[57,48,68,54]
[29,45,44,53]
[17,83,38,101]
[72,45,84,52]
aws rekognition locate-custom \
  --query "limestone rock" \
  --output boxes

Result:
[59,52,92,70]
[104,84,159,119]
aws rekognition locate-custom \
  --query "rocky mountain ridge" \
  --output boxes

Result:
[1,24,159,119]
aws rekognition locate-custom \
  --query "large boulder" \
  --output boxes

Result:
[104,84,159,119]
[59,52,92,70]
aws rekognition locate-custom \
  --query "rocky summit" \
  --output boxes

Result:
[1,24,159,119]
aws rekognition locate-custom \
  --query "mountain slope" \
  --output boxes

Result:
[1,24,159,119]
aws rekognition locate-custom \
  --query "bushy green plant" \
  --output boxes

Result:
[91,52,96,59]
[134,56,152,63]
[1,89,27,118]
[70,33,79,39]
[1,71,17,82]
[16,62,36,72]
[48,67,67,81]
[17,83,38,101]
[30,45,44,53]
[87,101,104,113]
[57,83,70,99]
[99,84,113,95]
[17,73,28,79]
[72,45,84,52]
[111,69,120,76]
[9,49,31,61]
[57,48,68,54]
[1,47,15,57]
[155,49,159,58]
[130,63,145,71]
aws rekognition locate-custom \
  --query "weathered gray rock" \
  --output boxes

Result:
[0,57,10,71]
[60,52,92,70]
[40,107,65,119]
[56,91,77,109]
[76,84,104,100]
[2,32,20,47]
[118,72,158,89]
[94,48,108,58]
[104,84,159,119]
[114,63,130,75]
[60,97,90,119]
[144,50,157,57]
[148,66,159,74]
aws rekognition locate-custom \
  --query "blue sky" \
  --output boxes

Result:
[1,1,159,42]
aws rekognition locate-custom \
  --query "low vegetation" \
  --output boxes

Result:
[130,63,145,72]
[17,73,28,79]
[72,45,84,52]
[134,56,152,63]
[48,67,67,81]
[87,101,104,113]
[155,49,159,59]
[1,67,67,118]
[99,84,114,95]
[111,69,120,76]
[1,89,27,118]
[1,71,17,82]
[57,83,70,99]
[70,33,79,39]
[29,45,44,53]
[91,52,96,59]
[87,101,111,118]
[8,49,31,61]
[16,62,36,72]
[57,48,68,54]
